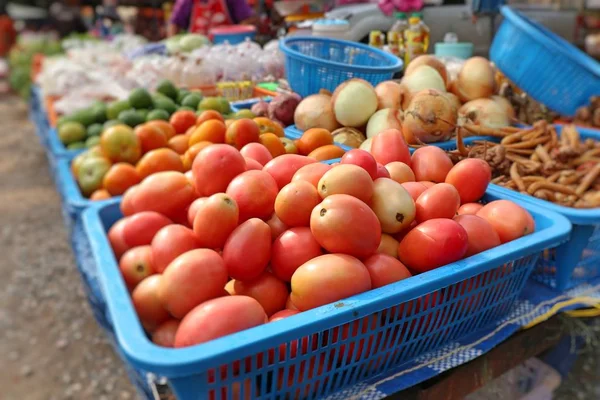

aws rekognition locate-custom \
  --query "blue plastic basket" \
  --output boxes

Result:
[280,36,403,98]
[81,186,569,400]
[490,7,600,116]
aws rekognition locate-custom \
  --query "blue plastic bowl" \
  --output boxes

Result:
[280,36,403,98]
[435,43,474,59]
[81,186,569,399]
[490,6,600,116]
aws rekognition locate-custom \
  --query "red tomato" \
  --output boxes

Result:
[363,253,412,288]
[223,218,271,281]
[398,219,468,272]
[476,200,535,243]
[275,181,321,227]
[152,319,180,347]
[226,273,289,316]
[121,185,138,217]
[341,149,378,180]
[240,143,273,166]
[193,193,239,249]
[317,164,374,203]
[454,215,501,257]
[401,181,429,202]
[411,147,453,183]
[445,158,491,204]
[292,163,332,188]
[286,295,299,311]
[170,110,197,134]
[187,197,207,227]
[119,245,156,290]
[244,157,264,171]
[458,203,484,215]
[266,213,288,241]
[420,181,436,188]
[192,144,246,196]
[226,170,278,221]
[263,154,317,189]
[271,227,323,282]
[108,218,129,259]
[415,183,461,222]
[131,172,195,220]
[370,128,411,166]
[310,194,381,258]
[122,211,173,248]
[385,161,415,184]
[376,163,391,179]
[132,275,170,332]
[158,249,228,319]
[269,309,300,322]
[377,234,399,258]
[151,225,200,273]
[175,296,268,347]
[291,254,371,311]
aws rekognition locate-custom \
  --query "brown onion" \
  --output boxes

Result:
[374,81,410,111]
[458,98,509,129]
[331,127,366,148]
[491,95,516,121]
[332,78,378,127]
[366,108,403,138]
[455,57,495,102]
[402,65,447,93]
[294,93,340,132]
[402,89,457,144]
[404,55,449,87]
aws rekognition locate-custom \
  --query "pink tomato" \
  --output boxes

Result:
[454,215,501,257]
[370,129,411,166]
[263,154,317,189]
[223,218,271,281]
[291,163,332,188]
[226,170,278,221]
[415,183,461,222]
[476,200,535,243]
[457,202,484,215]
[445,158,491,204]
[193,193,239,249]
[192,144,246,196]
[401,181,429,202]
[240,142,273,166]
[244,157,264,171]
[411,147,453,183]
[363,254,412,288]
[151,225,200,273]
[271,227,323,282]
[340,149,378,180]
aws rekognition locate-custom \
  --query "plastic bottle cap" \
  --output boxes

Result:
[394,12,407,19]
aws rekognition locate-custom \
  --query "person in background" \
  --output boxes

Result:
[0,3,16,57]
[167,0,257,36]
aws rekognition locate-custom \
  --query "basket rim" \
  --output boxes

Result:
[499,6,600,78]
[280,36,403,74]
[82,186,570,376]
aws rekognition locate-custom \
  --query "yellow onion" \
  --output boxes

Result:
[402,89,457,144]
[404,55,449,87]
[294,93,340,132]
[332,78,378,127]
[331,127,366,148]
[365,108,403,138]
[402,65,447,94]
[458,98,509,129]
[454,57,495,102]
[374,81,410,111]
[491,95,516,121]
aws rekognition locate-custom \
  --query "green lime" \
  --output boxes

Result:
[118,109,145,127]
[87,123,103,137]
[181,93,203,109]
[176,89,190,104]
[106,100,132,120]
[128,88,153,109]
[58,122,87,145]
[103,120,121,130]
[156,80,178,101]
[146,109,170,122]
[136,109,149,119]
[70,108,97,127]
[234,109,256,119]
[67,142,86,150]
[85,136,101,148]
[92,103,107,123]
[153,97,177,115]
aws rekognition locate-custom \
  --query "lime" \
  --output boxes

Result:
[92,103,107,123]
[128,88,153,109]
[58,122,87,145]
[70,108,97,127]
[118,109,145,127]
[146,109,170,121]
[181,93,203,109]
[153,97,177,115]
[156,80,178,101]
[136,109,149,119]
[87,123,103,137]
[106,100,132,120]
[103,120,121,130]
[176,89,190,104]
[67,142,86,150]
[85,136,101,148]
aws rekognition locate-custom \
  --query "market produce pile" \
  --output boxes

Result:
[105,121,535,354]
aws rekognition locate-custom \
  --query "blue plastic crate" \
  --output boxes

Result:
[490,7,600,116]
[81,186,569,400]
[280,36,403,98]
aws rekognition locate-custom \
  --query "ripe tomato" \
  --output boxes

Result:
[136,148,185,179]
[135,123,168,154]
[132,275,170,332]
[120,185,138,217]
[103,163,141,196]
[170,110,198,134]
[192,144,246,196]
[187,197,207,226]
[266,213,288,241]
[454,215,501,257]
[131,172,195,220]
[226,170,278,221]
[223,219,271,281]
[290,254,371,311]
[175,296,268,348]
[370,128,411,166]
[225,119,261,150]
[263,154,317,189]
[445,158,491,204]
[240,142,273,166]
[183,142,213,171]
[310,194,381,258]
[476,200,535,243]
[122,211,173,248]
[259,133,287,158]
[244,157,264,171]
[340,149,378,180]
[196,110,225,125]
[371,178,416,234]
[167,135,189,155]
[385,161,415,184]
[398,219,468,272]
[415,183,461,222]
[411,147,453,183]
[269,309,300,322]
[377,234,400,258]
[317,164,374,203]
[152,319,180,348]
[458,202,484,215]
[158,249,228,319]
[193,193,239,249]
[275,181,321,227]
[271,227,323,282]
[401,181,429,202]
[147,120,176,140]
[291,163,332,188]
[119,245,156,290]
[189,119,226,145]
[151,225,200,273]
[108,218,129,259]
[226,273,289,316]
[364,254,412,288]
[296,128,334,156]
[376,163,391,179]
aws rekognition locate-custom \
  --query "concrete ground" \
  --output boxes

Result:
[0,94,597,400]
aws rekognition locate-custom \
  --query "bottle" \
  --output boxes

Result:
[369,31,385,49]
[404,13,430,67]
[387,12,408,59]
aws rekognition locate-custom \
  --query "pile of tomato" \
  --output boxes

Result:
[107,127,535,355]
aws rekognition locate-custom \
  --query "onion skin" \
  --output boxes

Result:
[366,108,403,139]
[359,137,373,152]
[491,95,516,121]
[332,78,378,128]
[403,89,457,144]
[404,55,449,87]
[374,81,409,111]
[458,99,509,129]
[455,57,495,102]
[402,65,446,94]
[294,93,340,132]
[331,127,366,148]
